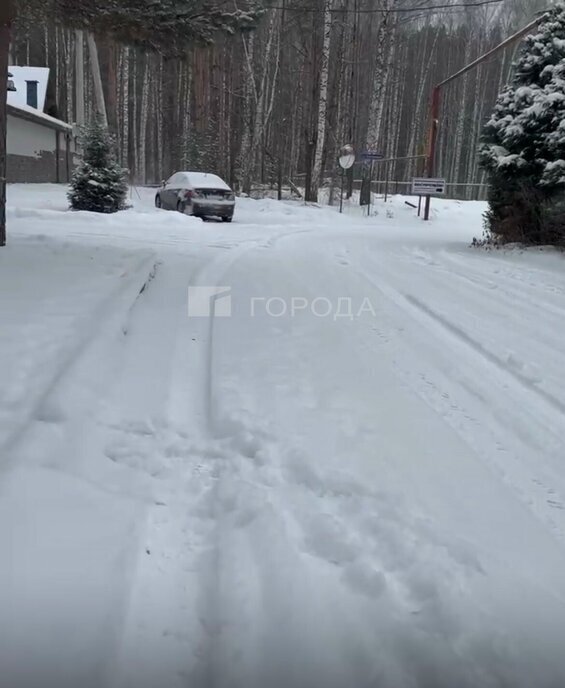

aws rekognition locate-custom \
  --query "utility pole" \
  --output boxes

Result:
[423,14,544,221]
[0,0,14,247]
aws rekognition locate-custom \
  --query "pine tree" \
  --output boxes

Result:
[480,5,565,245]
[182,122,220,174]
[17,0,263,57]
[68,118,129,213]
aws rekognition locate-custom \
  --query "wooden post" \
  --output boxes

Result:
[66,133,71,182]
[424,85,440,221]
[0,0,14,247]
[55,130,60,183]
[367,161,373,216]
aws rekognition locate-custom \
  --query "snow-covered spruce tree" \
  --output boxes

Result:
[68,118,129,213]
[479,5,565,245]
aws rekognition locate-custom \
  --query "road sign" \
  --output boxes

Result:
[361,151,384,161]
[411,177,446,195]
[338,145,355,214]
[338,144,355,170]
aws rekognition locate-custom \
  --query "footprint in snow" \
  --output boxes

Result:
[506,353,543,383]
[302,513,359,565]
[342,560,387,599]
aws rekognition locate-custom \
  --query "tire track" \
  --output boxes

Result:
[402,291,565,417]
[0,255,158,465]
[343,257,565,540]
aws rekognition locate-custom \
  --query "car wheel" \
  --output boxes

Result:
[155,194,162,208]
[222,217,232,223]
[177,200,185,214]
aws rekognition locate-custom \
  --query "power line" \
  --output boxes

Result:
[263,0,503,13]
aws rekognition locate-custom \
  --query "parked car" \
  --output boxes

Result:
[155,171,235,222]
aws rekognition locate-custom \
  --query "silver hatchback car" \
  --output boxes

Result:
[155,171,235,222]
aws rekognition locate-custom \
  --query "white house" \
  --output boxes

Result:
[7,66,79,183]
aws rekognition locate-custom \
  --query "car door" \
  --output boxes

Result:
[172,173,190,210]
[160,175,174,209]
[167,173,183,209]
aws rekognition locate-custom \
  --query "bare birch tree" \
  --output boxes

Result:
[311,0,332,198]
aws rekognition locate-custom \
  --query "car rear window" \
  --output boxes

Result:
[195,188,230,197]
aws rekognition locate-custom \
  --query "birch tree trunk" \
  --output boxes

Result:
[243,10,281,192]
[451,33,472,182]
[366,1,392,149]
[373,16,397,153]
[310,0,332,199]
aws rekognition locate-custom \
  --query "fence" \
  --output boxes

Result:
[287,172,488,202]
[144,176,489,203]
[366,179,488,201]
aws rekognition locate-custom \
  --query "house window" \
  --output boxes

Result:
[26,80,38,109]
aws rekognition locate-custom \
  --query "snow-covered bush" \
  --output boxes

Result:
[480,5,565,245]
[68,118,129,213]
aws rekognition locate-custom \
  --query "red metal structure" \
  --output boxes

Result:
[423,14,545,221]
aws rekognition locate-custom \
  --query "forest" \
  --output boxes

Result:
[9,0,551,200]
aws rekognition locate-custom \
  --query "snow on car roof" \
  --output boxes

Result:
[181,172,231,190]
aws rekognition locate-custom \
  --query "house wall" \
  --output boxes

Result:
[7,66,50,111]
[6,114,76,183]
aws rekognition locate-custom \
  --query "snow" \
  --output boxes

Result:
[183,171,232,190]
[1,184,565,688]
[8,101,73,130]
[515,85,534,98]
[544,159,565,173]
[496,152,522,168]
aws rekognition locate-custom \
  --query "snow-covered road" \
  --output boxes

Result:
[1,185,565,688]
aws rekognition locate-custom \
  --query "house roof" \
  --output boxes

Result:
[7,66,50,111]
[7,102,73,133]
